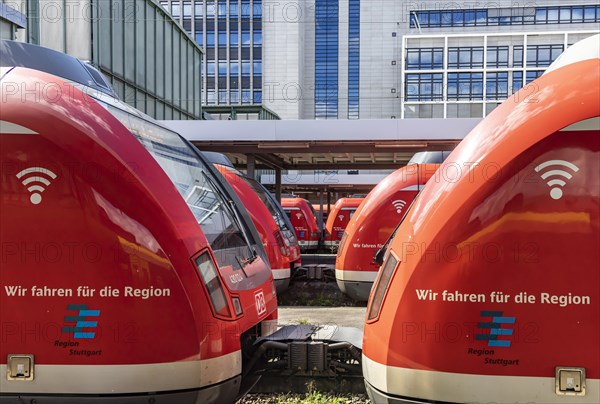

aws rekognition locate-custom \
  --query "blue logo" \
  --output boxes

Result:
[476,310,516,347]
[62,304,100,339]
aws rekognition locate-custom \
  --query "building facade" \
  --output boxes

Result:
[159,1,263,106]
[7,0,203,120]
[0,1,26,40]
[167,0,598,120]
[189,0,600,119]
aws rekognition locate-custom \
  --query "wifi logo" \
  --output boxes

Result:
[338,214,344,221]
[16,167,58,205]
[392,199,407,213]
[534,160,579,200]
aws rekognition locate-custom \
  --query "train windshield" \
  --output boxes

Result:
[239,174,297,247]
[104,104,261,282]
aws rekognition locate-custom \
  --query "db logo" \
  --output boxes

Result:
[254,291,267,316]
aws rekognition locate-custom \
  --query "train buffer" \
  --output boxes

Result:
[243,323,363,392]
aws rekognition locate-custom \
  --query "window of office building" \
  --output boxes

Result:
[406,48,443,70]
[487,46,509,68]
[410,9,487,28]
[315,0,339,119]
[486,72,509,100]
[410,5,599,28]
[447,73,483,100]
[194,1,203,16]
[447,103,483,118]
[526,70,544,84]
[448,47,484,69]
[513,45,524,68]
[404,104,444,119]
[348,0,360,119]
[183,1,192,16]
[512,71,523,93]
[405,74,443,102]
[526,44,564,67]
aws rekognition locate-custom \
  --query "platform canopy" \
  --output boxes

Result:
[164,118,481,170]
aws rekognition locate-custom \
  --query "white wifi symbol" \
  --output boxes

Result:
[338,214,344,221]
[16,167,58,205]
[392,199,407,213]
[534,160,579,200]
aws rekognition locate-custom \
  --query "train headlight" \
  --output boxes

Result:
[274,231,289,256]
[337,232,348,257]
[232,296,243,317]
[195,252,233,318]
[367,252,398,322]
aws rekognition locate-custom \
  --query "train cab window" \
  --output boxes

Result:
[105,104,257,277]
[239,175,292,240]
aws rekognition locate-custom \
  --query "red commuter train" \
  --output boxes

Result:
[281,197,320,251]
[204,153,302,271]
[0,41,277,403]
[324,197,363,251]
[363,35,600,403]
[211,161,293,293]
[335,162,441,301]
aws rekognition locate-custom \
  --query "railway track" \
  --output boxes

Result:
[243,259,368,399]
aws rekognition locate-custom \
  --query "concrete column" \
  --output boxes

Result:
[318,189,324,237]
[246,154,256,179]
[275,168,282,202]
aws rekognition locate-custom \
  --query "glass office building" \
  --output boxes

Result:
[263,0,599,119]
[10,0,203,120]
[401,3,600,118]
[160,0,263,108]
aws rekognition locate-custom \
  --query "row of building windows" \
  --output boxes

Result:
[164,0,262,19]
[410,5,600,28]
[207,89,262,104]
[406,44,564,70]
[315,0,339,119]
[195,30,261,47]
[205,61,262,75]
[404,102,504,119]
[405,71,543,102]
[161,0,263,106]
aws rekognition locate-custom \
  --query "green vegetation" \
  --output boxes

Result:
[238,392,370,404]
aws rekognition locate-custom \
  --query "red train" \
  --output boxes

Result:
[207,154,302,292]
[1,41,277,402]
[281,197,320,251]
[335,163,440,301]
[324,197,364,251]
[363,35,600,403]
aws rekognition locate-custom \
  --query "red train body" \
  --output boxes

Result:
[335,165,439,301]
[324,197,363,251]
[214,165,292,292]
[1,42,277,403]
[363,36,600,403]
[281,198,320,251]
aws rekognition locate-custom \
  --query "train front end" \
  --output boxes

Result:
[214,164,292,293]
[363,36,599,403]
[0,41,277,403]
[282,198,320,251]
[324,197,363,252]
[335,164,439,301]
